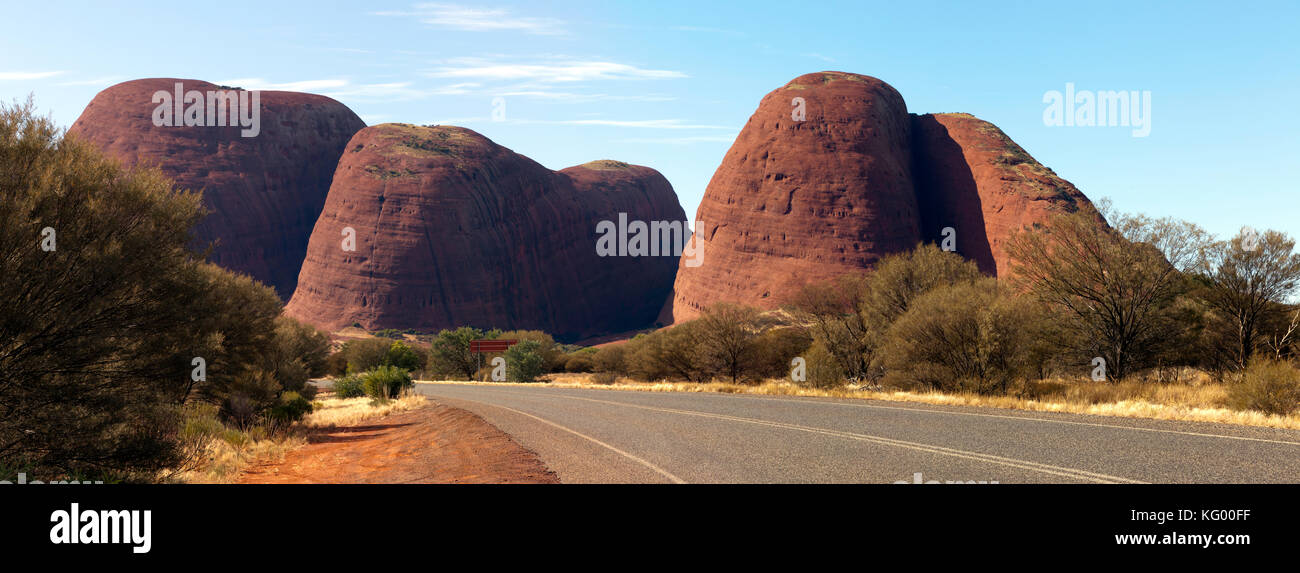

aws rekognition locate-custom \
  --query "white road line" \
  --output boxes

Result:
[489,390,1146,484]
[708,395,1300,447]
[479,402,687,484]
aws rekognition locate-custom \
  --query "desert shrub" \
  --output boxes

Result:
[428,327,496,379]
[362,365,413,401]
[863,243,984,325]
[267,316,331,396]
[753,327,814,379]
[694,303,765,383]
[801,339,845,389]
[563,352,596,373]
[337,338,394,374]
[325,351,349,376]
[1228,359,1300,415]
[876,279,1048,395]
[0,99,217,480]
[593,344,629,375]
[268,391,314,424]
[625,322,705,382]
[497,330,562,371]
[504,340,548,382]
[383,340,425,372]
[787,245,981,383]
[332,374,366,398]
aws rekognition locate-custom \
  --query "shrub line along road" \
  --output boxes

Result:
[415,383,1300,484]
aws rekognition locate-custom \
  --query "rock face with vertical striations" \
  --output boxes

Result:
[666,72,921,322]
[284,124,686,340]
[911,112,1097,277]
[68,78,365,299]
[665,73,1101,323]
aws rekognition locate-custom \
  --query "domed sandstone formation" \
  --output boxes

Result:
[667,72,921,322]
[69,78,365,299]
[284,124,685,340]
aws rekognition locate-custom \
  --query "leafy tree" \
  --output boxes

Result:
[787,273,875,381]
[428,327,493,379]
[336,338,393,374]
[0,99,340,478]
[694,303,763,383]
[1007,211,1181,380]
[1197,228,1300,369]
[0,99,207,479]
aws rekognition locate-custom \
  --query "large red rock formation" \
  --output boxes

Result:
[666,73,1099,323]
[911,112,1096,277]
[284,124,685,340]
[667,72,921,322]
[68,78,365,299]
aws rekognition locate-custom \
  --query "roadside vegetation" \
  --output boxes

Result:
[0,99,427,484]
[407,202,1300,429]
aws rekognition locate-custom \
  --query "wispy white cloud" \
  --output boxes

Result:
[375,3,566,35]
[426,58,686,83]
[0,71,66,81]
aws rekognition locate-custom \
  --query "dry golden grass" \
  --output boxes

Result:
[173,391,429,483]
[171,430,306,484]
[417,372,1300,431]
[302,391,428,428]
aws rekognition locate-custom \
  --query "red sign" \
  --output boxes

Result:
[469,339,518,354]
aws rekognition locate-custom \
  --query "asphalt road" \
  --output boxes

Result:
[415,383,1300,484]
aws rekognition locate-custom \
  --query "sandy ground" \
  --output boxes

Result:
[238,402,558,484]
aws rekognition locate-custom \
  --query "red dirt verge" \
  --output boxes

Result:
[238,403,558,484]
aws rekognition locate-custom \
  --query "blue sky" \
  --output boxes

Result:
[2,0,1297,241]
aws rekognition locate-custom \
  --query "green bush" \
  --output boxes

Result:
[505,340,548,382]
[1229,359,1300,415]
[384,340,425,372]
[875,279,1047,395]
[268,391,314,423]
[337,338,394,374]
[428,327,496,379]
[592,344,628,375]
[801,339,845,389]
[362,365,413,400]
[333,374,366,398]
[497,330,561,371]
